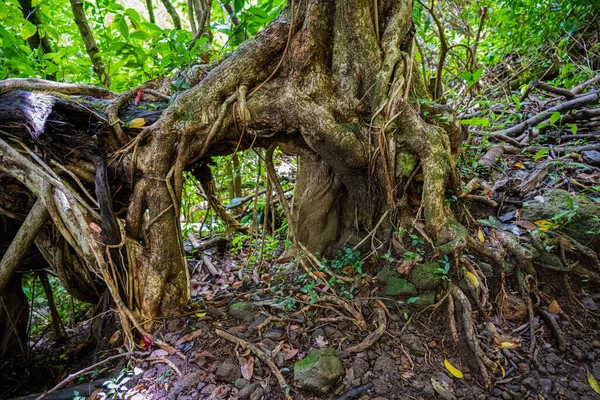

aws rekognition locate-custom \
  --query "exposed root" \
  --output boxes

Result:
[538,309,567,353]
[318,295,367,330]
[345,307,387,353]
[215,329,292,400]
[449,283,493,387]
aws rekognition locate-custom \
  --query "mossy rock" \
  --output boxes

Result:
[522,189,600,252]
[411,292,436,310]
[228,302,260,320]
[377,269,417,297]
[409,263,442,291]
[294,348,344,394]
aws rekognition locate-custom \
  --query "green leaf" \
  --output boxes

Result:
[472,67,484,82]
[461,117,490,127]
[565,194,573,210]
[31,0,43,6]
[549,112,561,125]
[20,20,37,40]
[534,148,549,161]
[460,71,473,82]
[567,123,577,134]
[234,0,244,12]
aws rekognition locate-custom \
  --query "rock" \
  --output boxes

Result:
[373,355,395,373]
[260,338,277,351]
[411,292,436,310]
[264,329,284,341]
[294,348,345,394]
[216,360,241,383]
[521,189,600,252]
[173,372,202,395]
[249,388,264,400]
[376,269,417,297]
[229,302,260,321]
[351,356,370,377]
[582,296,598,311]
[539,378,552,394]
[401,333,426,356]
[522,377,538,391]
[409,263,442,291]
[583,150,600,167]
[238,382,261,399]
[234,378,248,389]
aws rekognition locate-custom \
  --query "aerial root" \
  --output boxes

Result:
[215,329,293,400]
[345,307,387,353]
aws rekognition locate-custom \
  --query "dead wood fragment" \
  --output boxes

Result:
[215,329,293,400]
[0,78,114,99]
[35,351,148,400]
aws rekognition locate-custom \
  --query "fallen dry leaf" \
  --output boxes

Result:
[240,356,254,380]
[175,329,203,345]
[548,299,562,314]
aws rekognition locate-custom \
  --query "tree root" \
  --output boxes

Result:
[318,295,367,330]
[449,283,493,387]
[538,309,566,353]
[0,78,115,99]
[215,329,293,400]
[345,307,387,353]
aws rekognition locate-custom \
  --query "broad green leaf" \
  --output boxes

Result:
[549,112,561,125]
[234,0,245,12]
[567,123,577,134]
[20,20,37,40]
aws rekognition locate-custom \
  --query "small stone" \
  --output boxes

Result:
[238,382,261,399]
[261,338,277,351]
[216,360,241,383]
[352,357,370,377]
[400,333,426,356]
[593,340,600,348]
[229,302,260,320]
[264,329,284,341]
[234,378,248,389]
[249,388,264,400]
[501,391,512,400]
[411,292,436,310]
[173,372,202,395]
[294,348,345,394]
[373,355,395,373]
[539,378,552,394]
[522,377,537,391]
[582,297,598,311]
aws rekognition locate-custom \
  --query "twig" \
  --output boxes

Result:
[35,351,148,400]
[215,329,292,400]
[345,308,386,353]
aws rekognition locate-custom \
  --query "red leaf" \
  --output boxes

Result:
[134,88,143,105]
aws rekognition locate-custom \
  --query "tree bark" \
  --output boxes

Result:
[68,0,109,86]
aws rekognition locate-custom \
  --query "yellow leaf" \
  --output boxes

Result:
[195,311,207,318]
[548,299,562,314]
[534,220,556,231]
[588,370,600,394]
[499,341,519,349]
[495,360,505,378]
[514,162,525,169]
[465,271,479,288]
[123,118,146,128]
[444,358,464,379]
[570,177,586,188]
[477,227,485,243]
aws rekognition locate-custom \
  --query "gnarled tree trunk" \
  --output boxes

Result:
[0,0,465,330]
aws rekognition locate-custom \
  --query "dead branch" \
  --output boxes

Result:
[215,329,293,400]
[491,90,599,138]
[0,78,114,99]
[35,351,148,400]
